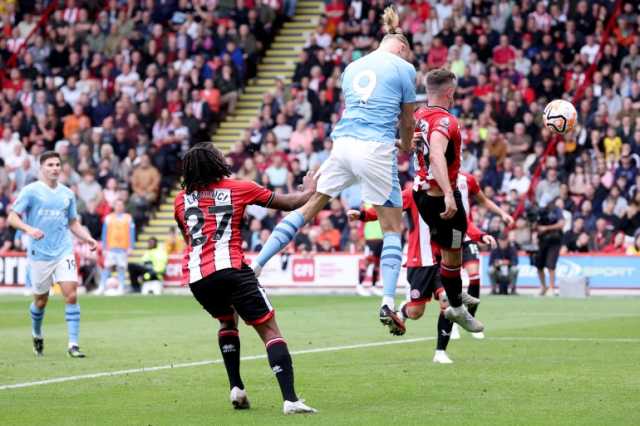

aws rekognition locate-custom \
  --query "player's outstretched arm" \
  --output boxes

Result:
[69,219,98,250]
[268,171,319,211]
[474,190,514,226]
[7,211,44,240]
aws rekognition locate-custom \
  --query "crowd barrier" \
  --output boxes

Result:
[2,251,640,291]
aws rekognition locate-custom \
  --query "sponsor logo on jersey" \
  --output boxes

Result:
[437,117,450,130]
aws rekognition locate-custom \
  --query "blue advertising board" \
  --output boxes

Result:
[480,255,640,289]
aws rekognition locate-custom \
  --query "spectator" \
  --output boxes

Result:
[625,231,640,255]
[507,165,531,195]
[100,199,135,294]
[77,170,102,208]
[488,233,519,295]
[534,200,565,296]
[127,237,168,293]
[131,154,161,205]
[316,218,341,251]
[264,155,289,192]
[0,214,14,253]
[536,168,561,208]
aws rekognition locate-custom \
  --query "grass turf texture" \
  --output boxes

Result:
[1,295,639,425]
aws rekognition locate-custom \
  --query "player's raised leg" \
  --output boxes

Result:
[251,192,330,276]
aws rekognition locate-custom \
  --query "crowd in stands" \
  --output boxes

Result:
[0,0,286,260]
[232,0,640,257]
[2,0,640,264]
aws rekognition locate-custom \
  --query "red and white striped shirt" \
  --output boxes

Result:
[457,172,480,222]
[363,188,485,268]
[174,179,274,284]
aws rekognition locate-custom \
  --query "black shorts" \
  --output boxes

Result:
[462,241,480,264]
[365,239,383,259]
[406,265,444,305]
[189,264,274,325]
[413,189,467,249]
[535,240,561,270]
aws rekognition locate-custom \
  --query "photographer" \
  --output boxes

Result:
[488,234,519,295]
[533,198,566,296]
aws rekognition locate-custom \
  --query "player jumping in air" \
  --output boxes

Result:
[454,172,513,339]
[174,143,317,415]
[349,187,496,362]
[8,151,98,358]
[251,7,416,334]
[413,69,484,332]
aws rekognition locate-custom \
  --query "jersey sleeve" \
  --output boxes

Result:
[466,173,481,196]
[362,207,378,222]
[401,188,413,212]
[400,63,417,104]
[11,185,32,215]
[466,218,486,242]
[242,180,274,207]
[68,193,78,221]
[174,192,187,239]
[431,115,453,140]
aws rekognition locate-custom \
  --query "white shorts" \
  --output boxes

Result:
[29,254,79,295]
[317,137,401,207]
[104,250,128,269]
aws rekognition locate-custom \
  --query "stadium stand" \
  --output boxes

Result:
[1,0,640,290]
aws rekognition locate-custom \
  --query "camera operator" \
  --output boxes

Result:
[488,233,519,295]
[533,198,566,296]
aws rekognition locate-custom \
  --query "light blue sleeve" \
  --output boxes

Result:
[401,63,417,104]
[12,185,33,216]
[68,192,78,221]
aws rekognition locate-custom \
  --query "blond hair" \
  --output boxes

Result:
[381,6,408,46]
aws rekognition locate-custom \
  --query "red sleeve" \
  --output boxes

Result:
[465,173,480,196]
[401,188,413,212]
[427,114,455,143]
[362,207,378,222]
[240,180,274,207]
[466,217,486,243]
[174,192,187,239]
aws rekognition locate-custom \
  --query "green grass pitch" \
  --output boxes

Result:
[1,294,639,425]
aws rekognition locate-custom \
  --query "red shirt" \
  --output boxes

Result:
[363,188,485,268]
[174,179,274,284]
[427,46,448,69]
[414,106,463,191]
[493,45,516,66]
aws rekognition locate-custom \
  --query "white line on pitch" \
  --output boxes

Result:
[2,335,639,391]
[491,336,640,343]
[0,337,433,391]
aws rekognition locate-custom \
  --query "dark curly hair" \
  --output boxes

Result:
[181,142,231,193]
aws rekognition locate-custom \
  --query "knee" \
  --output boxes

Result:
[219,318,238,330]
[65,292,77,305]
[406,304,425,319]
[34,298,47,309]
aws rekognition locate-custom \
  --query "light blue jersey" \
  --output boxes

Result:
[12,181,77,261]
[331,50,416,143]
